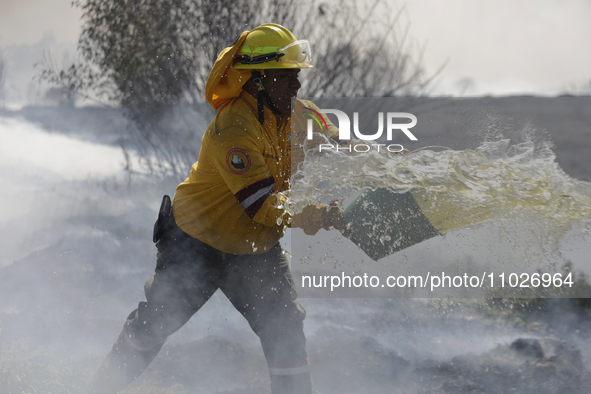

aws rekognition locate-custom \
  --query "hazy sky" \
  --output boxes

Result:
[404,0,591,95]
[0,0,82,46]
[1,0,590,96]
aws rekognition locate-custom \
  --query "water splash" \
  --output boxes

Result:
[290,133,591,263]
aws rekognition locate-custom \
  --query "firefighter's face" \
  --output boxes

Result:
[263,69,301,115]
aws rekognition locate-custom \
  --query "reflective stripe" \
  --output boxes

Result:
[268,364,311,376]
[240,184,274,210]
[240,45,282,55]
[234,176,276,219]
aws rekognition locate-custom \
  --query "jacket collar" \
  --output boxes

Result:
[239,90,290,131]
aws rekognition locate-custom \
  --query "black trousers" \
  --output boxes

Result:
[91,213,312,393]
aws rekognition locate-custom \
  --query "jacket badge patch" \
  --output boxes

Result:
[226,148,251,174]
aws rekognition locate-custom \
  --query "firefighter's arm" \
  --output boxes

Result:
[209,132,348,234]
[209,128,291,228]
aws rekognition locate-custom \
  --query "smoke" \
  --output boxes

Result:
[1,99,591,393]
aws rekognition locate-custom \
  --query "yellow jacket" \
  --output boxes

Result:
[173,92,337,254]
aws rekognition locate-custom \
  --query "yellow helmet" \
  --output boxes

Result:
[234,23,313,69]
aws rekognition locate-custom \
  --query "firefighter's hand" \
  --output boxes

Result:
[322,199,351,238]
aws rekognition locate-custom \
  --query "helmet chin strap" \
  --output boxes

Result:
[251,70,282,125]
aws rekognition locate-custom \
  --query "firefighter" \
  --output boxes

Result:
[90,23,346,394]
